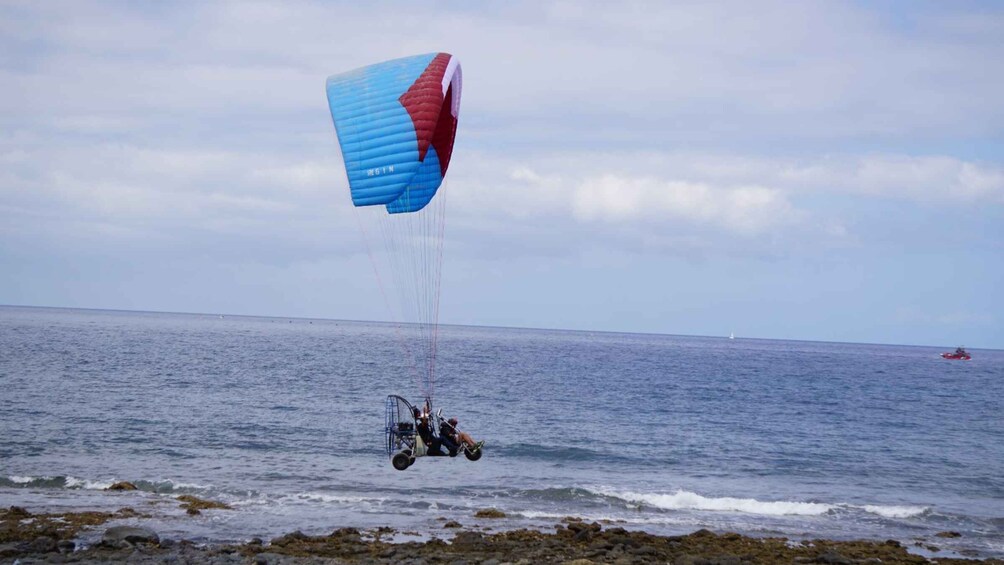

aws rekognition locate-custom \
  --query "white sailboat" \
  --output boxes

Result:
[729,331,735,340]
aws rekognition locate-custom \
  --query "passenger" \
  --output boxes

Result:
[441,417,484,452]
[437,418,460,456]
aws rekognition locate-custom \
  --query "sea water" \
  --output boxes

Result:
[1,306,1002,557]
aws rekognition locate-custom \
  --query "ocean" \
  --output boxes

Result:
[2,305,1002,557]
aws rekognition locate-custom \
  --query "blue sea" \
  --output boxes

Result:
[2,306,1002,557]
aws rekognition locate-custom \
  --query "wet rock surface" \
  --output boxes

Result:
[2,506,1002,564]
[101,525,160,546]
[177,494,234,515]
[1,506,140,543]
[106,481,139,491]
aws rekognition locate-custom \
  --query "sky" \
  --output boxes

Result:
[1,1,1002,348]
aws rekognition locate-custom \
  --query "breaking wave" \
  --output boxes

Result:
[1,474,212,494]
[589,488,929,519]
[592,488,834,516]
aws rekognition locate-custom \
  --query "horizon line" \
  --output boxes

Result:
[2,303,997,352]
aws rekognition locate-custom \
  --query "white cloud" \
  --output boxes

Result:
[250,161,347,195]
[571,175,793,235]
[0,142,352,253]
[780,155,1004,203]
[3,1,1003,146]
[1,0,1001,263]
[452,149,1003,221]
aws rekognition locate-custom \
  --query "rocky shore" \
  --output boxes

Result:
[2,505,1001,564]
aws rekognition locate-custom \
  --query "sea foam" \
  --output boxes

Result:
[860,504,929,518]
[593,488,835,516]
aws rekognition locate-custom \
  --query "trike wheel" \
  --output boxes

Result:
[392,451,414,470]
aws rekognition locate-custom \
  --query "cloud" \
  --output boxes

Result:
[447,149,1002,246]
[0,141,354,263]
[443,153,821,258]
[780,155,1004,203]
[1,1,1002,264]
[3,1,1003,149]
[11,142,1000,267]
[572,176,792,234]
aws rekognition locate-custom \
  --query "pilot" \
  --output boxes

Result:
[413,407,444,455]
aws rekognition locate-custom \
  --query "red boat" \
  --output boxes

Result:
[941,347,971,361]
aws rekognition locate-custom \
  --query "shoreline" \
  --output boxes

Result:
[3,505,1001,564]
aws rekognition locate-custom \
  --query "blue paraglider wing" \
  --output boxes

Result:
[325,53,461,213]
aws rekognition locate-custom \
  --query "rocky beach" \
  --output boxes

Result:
[3,503,1002,565]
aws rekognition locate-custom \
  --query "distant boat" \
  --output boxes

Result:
[941,347,971,361]
[729,331,735,340]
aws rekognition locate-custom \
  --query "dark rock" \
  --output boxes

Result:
[883,538,901,547]
[589,539,614,551]
[106,481,138,491]
[6,506,31,518]
[177,495,232,512]
[629,544,661,557]
[935,530,962,538]
[103,525,160,545]
[474,508,506,518]
[0,543,22,559]
[815,550,853,565]
[451,531,484,546]
[57,539,75,553]
[443,520,462,528]
[98,539,132,550]
[28,535,57,553]
[692,528,716,538]
[328,526,363,544]
[254,552,283,565]
[567,520,600,534]
[707,555,741,565]
[608,535,639,548]
[271,530,309,546]
[248,537,264,545]
[574,527,593,542]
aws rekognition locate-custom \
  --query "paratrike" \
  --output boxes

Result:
[941,347,971,361]
[325,55,479,470]
[385,395,482,471]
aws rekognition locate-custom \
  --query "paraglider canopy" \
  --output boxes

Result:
[326,52,462,213]
[325,53,463,402]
